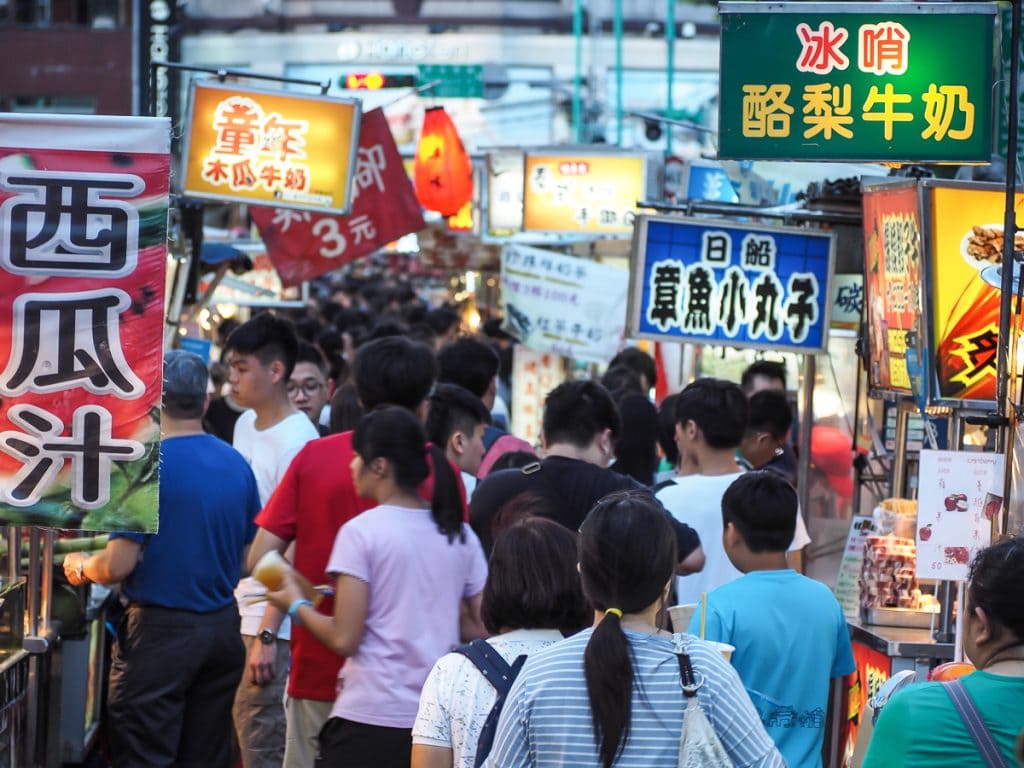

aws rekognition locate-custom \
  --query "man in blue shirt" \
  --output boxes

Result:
[65,349,262,767]
[689,471,855,768]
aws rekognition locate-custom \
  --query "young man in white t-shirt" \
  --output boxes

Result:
[656,378,810,606]
[226,312,319,768]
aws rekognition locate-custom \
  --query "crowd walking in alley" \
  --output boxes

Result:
[62,278,1024,768]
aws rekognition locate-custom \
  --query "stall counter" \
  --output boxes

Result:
[847,619,954,675]
[836,620,956,766]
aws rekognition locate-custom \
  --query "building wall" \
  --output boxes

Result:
[0,28,133,115]
[181,27,720,152]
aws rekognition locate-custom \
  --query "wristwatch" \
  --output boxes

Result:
[258,629,276,645]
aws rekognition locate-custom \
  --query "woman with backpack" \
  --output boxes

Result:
[412,504,590,768]
[266,406,488,768]
[484,490,784,768]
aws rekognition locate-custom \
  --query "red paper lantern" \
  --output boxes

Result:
[413,107,473,216]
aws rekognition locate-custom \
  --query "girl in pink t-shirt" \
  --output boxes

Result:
[268,407,489,768]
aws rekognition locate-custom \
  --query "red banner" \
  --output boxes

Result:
[251,108,425,286]
[0,114,170,532]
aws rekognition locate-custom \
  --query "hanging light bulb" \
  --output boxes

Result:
[413,106,473,216]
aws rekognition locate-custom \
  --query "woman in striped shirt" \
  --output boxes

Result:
[485,490,784,768]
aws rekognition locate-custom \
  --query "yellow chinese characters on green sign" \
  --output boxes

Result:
[720,3,995,162]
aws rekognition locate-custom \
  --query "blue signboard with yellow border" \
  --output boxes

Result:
[628,215,836,354]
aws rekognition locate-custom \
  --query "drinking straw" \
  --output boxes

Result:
[700,592,707,640]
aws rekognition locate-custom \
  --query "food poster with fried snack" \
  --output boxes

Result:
[929,184,1024,401]
[863,183,925,395]
[916,450,1003,581]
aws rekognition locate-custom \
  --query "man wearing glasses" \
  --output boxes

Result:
[288,342,332,436]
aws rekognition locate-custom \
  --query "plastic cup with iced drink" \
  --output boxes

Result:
[252,550,289,591]
[703,640,735,662]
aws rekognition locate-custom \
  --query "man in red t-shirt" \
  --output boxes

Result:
[248,336,443,768]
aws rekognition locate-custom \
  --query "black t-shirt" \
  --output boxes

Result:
[469,455,700,559]
[202,396,246,444]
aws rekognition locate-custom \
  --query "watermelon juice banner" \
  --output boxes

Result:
[0,114,170,532]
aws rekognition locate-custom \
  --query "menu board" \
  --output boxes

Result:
[835,515,879,618]
[862,182,924,395]
[916,450,1003,581]
[501,244,627,363]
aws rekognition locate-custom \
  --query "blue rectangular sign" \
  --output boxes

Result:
[628,215,836,354]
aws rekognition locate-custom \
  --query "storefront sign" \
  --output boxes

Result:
[831,273,863,331]
[250,109,424,286]
[486,149,524,237]
[510,346,565,445]
[719,2,996,162]
[928,182,1024,403]
[522,152,647,235]
[501,243,628,363]
[183,81,361,214]
[683,160,739,204]
[335,37,470,63]
[628,215,835,354]
[136,0,180,126]
[178,336,213,364]
[863,182,925,395]
[916,449,1003,581]
[0,114,169,532]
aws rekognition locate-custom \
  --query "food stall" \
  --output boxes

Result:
[713,3,1006,764]
[841,176,1018,763]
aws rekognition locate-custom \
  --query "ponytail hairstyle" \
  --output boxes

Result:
[579,491,678,768]
[426,442,465,544]
[352,406,465,544]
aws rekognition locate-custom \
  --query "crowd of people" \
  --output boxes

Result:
[60,278,1024,768]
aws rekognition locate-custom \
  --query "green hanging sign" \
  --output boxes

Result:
[718,2,997,163]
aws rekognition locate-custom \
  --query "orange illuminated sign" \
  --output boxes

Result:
[182,80,361,214]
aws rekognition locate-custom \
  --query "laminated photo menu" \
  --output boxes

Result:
[916,450,1003,581]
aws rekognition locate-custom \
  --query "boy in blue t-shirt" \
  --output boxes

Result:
[689,471,855,768]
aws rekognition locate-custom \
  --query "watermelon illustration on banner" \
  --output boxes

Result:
[251,108,425,286]
[0,113,170,532]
